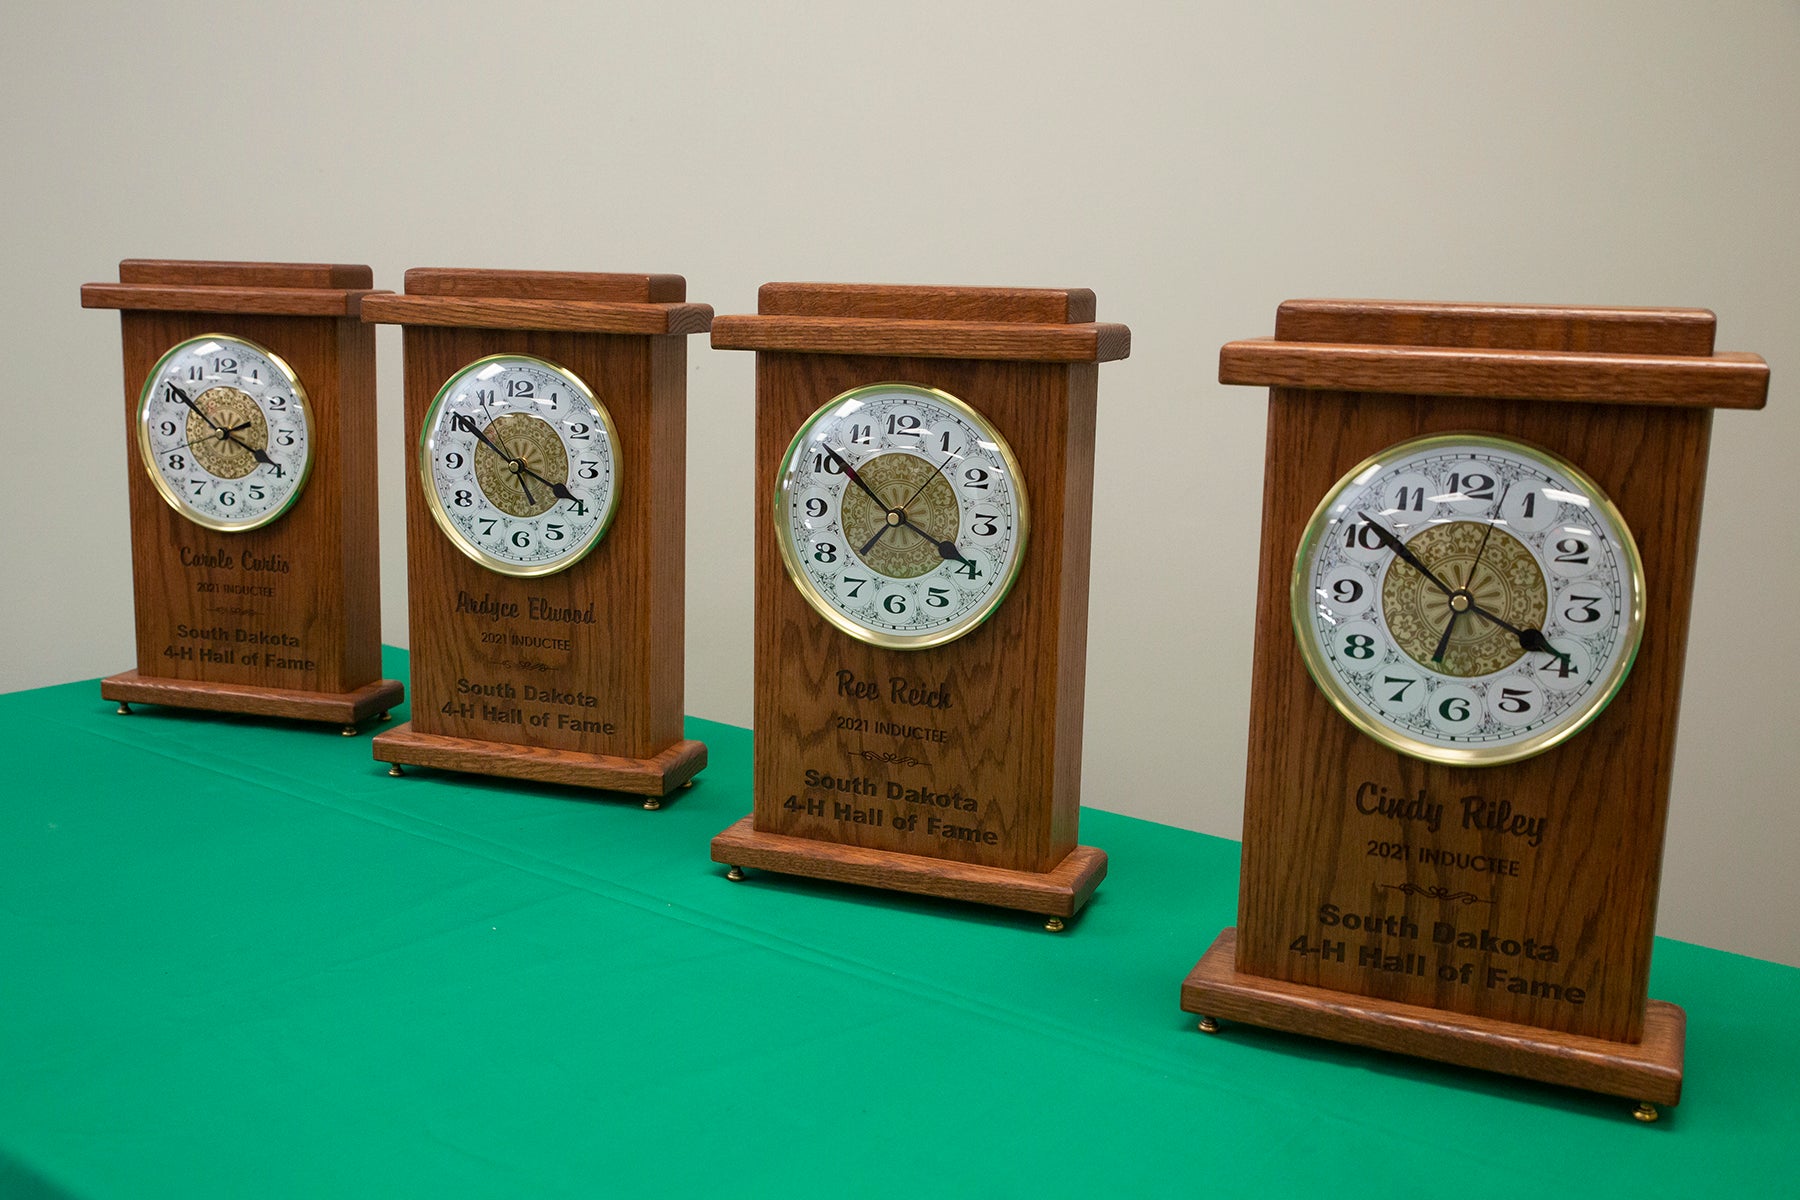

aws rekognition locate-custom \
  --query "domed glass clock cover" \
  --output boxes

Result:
[1293,431,1644,765]
[420,353,620,578]
[136,333,313,532]
[775,382,1028,650]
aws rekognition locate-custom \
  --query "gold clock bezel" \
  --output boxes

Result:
[774,381,1030,651]
[134,333,315,534]
[1291,431,1647,767]
[419,353,622,579]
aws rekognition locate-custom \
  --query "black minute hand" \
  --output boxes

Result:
[166,382,224,432]
[453,412,512,461]
[820,444,886,509]
[1356,512,1454,596]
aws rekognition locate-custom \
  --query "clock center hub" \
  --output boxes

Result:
[1381,521,1547,677]
[473,413,566,519]
[839,452,961,579]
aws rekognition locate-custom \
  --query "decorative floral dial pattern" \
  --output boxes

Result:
[776,383,1027,649]
[136,334,312,532]
[1294,434,1644,765]
[421,354,619,578]
[1381,521,1547,677]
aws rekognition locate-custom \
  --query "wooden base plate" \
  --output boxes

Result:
[102,670,403,729]
[1180,928,1684,1107]
[372,721,705,798]
[709,815,1106,918]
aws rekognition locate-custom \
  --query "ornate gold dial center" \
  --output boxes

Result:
[840,452,961,579]
[1382,521,1547,677]
[186,387,266,480]
[473,413,567,518]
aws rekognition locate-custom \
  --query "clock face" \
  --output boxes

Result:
[135,334,313,532]
[1293,432,1645,766]
[775,382,1028,650]
[420,354,620,578]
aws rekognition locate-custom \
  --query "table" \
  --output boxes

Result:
[3,650,1795,1198]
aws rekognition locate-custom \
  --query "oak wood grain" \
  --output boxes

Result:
[367,268,704,795]
[119,260,372,289]
[87,261,399,726]
[711,315,1130,362]
[404,268,685,303]
[1181,929,1685,1106]
[359,294,712,336]
[750,352,1092,875]
[374,723,706,795]
[82,284,373,318]
[758,282,1096,323]
[1273,298,1717,356]
[718,281,1127,915]
[102,671,401,724]
[710,817,1107,917]
[1213,299,1765,1058]
[1218,340,1768,409]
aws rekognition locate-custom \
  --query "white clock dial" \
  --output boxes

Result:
[136,334,313,531]
[1293,432,1645,766]
[775,382,1028,649]
[420,354,620,578]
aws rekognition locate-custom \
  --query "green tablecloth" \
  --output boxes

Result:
[3,649,1795,1198]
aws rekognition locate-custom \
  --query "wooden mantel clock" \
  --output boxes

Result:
[82,259,403,732]
[363,269,709,805]
[709,282,1130,929]
[1179,299,1769,1118]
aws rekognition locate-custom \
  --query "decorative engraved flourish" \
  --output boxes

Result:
[855,750,928,767]
[1380,882,1493,905]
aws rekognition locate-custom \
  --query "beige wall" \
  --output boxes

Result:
[4,1,1795,964]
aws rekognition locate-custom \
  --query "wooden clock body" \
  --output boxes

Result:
[82,259,403,730]
[364,269,708,800]
[1180,300,1769,1112]
[709,283,1130,923]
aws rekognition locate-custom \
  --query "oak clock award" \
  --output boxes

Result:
[1179,299,1769,1118]
[82,260,404,732]
[363,269,711,805]
[709,283,1130,929]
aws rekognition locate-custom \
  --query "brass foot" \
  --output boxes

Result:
[387,764,404,777]
[1044,917,1066,933]
[1633,1102,1659,1124]
[643,797,662,811]
[682,778,694,789]
[726,866,746,882]
[378,711,391,722]
[116,702,132,715]
[341,724,357,737]
[1198,1016,1221,1034]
